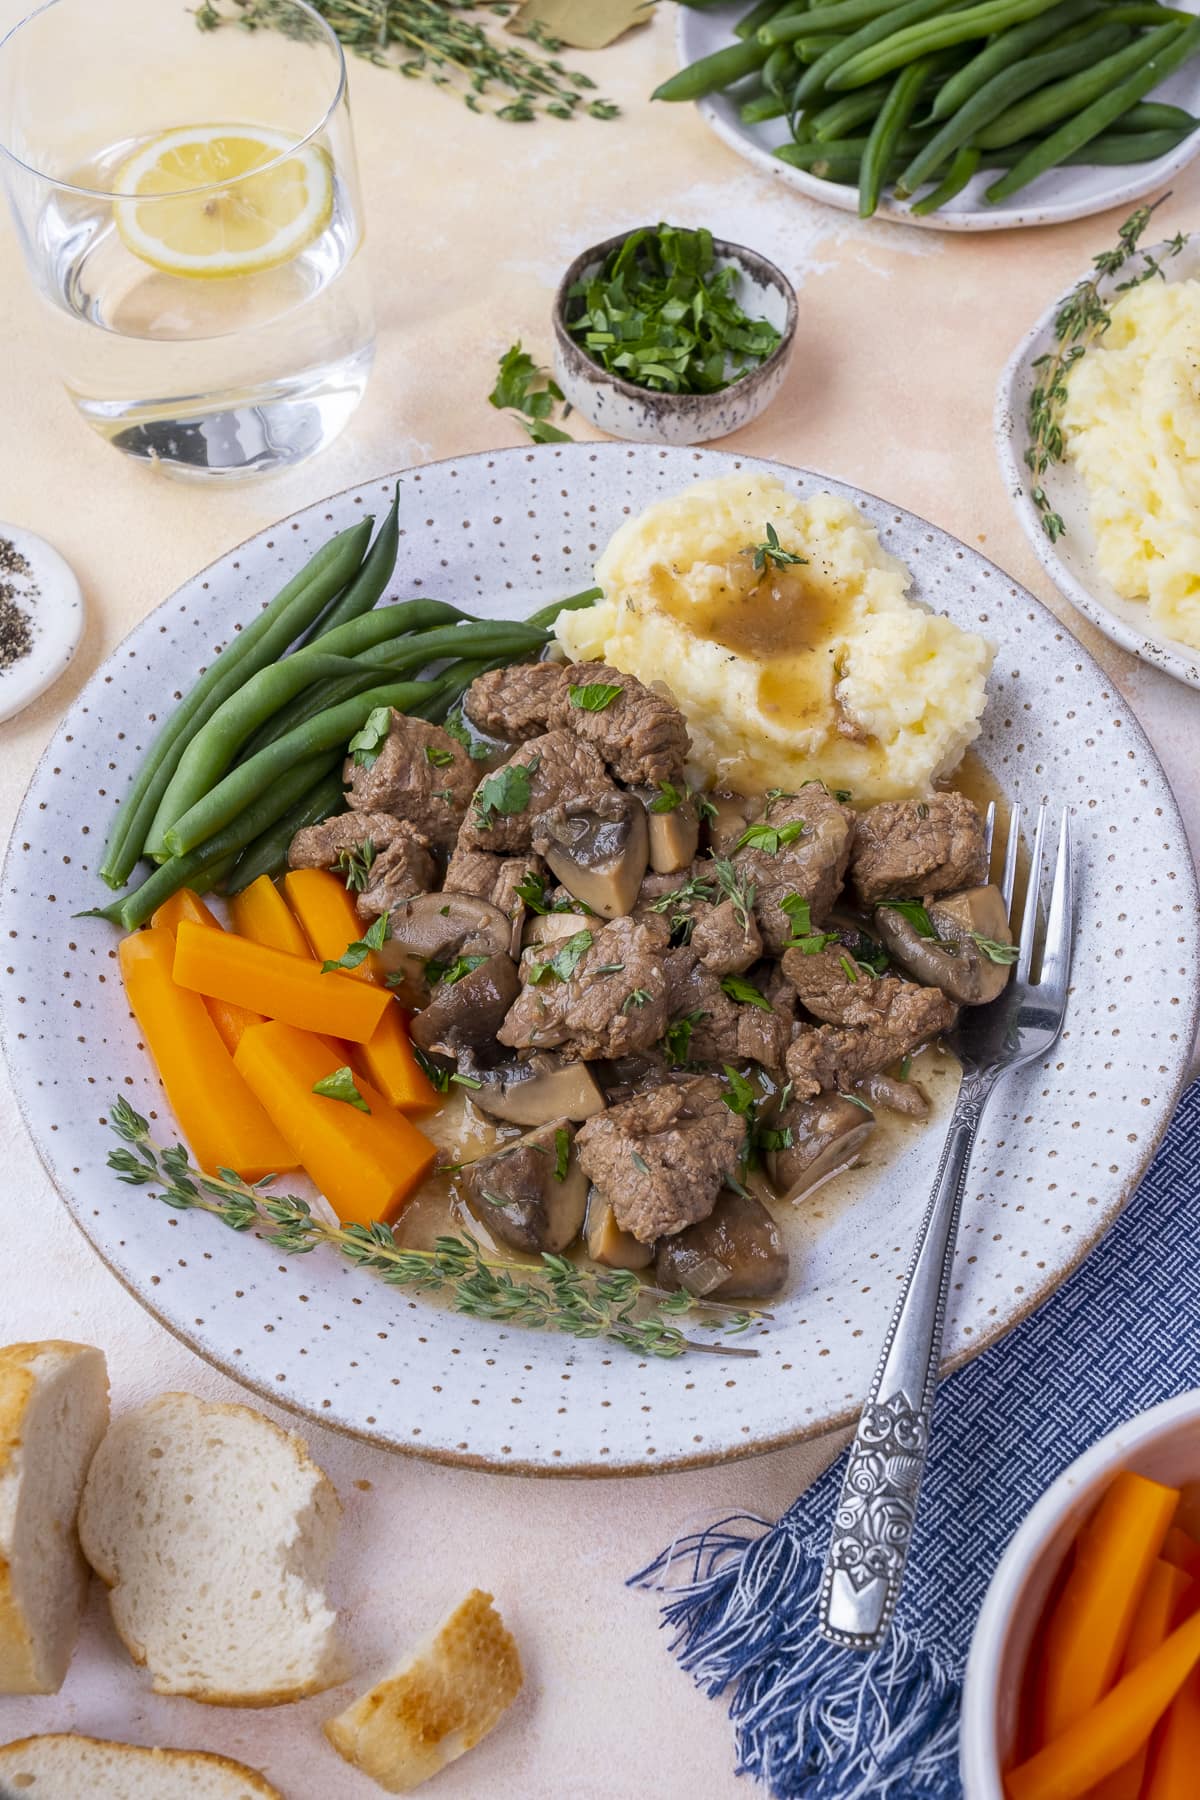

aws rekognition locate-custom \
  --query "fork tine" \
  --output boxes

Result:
[1000,803,1022,918]
[1016,804,1048,984]
[1037,810,1073,1002]
[984,800,996,863]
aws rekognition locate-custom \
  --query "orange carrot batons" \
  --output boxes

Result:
[172,918,391,1044]
[1142,1665,1200,1799]
[229,873,312,958]
[150,886,264,1051]
[118,929,296,1180]
[234,1020,436,1227]
[1082,1560,1194,1800]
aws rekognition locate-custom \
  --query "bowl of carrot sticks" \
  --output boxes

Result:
[961,1389,1200,1800]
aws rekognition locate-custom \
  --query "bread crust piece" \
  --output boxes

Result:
[324,1589,523,1792]
[0,1733,285,1798]
[78,1391,344,1707]
[0,1341,110,1696]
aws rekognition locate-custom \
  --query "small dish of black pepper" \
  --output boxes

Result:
[0,523,85,723]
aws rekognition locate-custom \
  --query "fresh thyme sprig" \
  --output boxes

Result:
[105,1099,763,1359]
[194,0,618,123]
[1025,199,1188,543]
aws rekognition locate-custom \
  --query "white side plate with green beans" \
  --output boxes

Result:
[672,0,1200,229]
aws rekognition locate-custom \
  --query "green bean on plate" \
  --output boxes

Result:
[659,0,1200,218]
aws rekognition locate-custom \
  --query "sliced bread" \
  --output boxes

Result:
[78,1391,344,1706]
[0,1733,284,1798]
[324,1589,523,1792]
[0,1340,109,1695]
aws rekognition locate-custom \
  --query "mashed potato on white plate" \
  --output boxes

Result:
[557,473,994,805]
[1062,276,1200,651]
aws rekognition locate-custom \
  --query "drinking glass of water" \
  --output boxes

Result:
[0,0,374,480]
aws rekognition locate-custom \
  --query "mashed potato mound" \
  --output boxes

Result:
[1062,277,1200,650]
[556,473,994,804]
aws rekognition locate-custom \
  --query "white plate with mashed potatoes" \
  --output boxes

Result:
[997,235,1200,689]
[5,445,1197,1474]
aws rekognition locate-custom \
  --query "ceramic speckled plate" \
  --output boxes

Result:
[2,445,1197,1476]
[996,236,1200,690]
[678,3,1200,233]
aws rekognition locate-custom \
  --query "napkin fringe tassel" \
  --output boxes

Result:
[631,1512,961,1800]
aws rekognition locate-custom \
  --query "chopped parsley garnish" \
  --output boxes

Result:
[312,1065,370,1113]
[528,928,593,985]
[779,892,811,939]
[553,1127,571,1182]
[839,955,859,985]
[789,933,840,956]
[834,788,853,805]
[428,953,488,989]
[413,1046,450,1092]
[721,1065,759,1118]
[336,839,376,894]
[663,1010,705,1067]
[649,779,683,814]
[425,744,455,768]
[755,1125,793,1154]
[443,712,490,760]
[569,681,622,713]
[630,1150,651,1175]
[452,1072,483,1090]
[622,987,653,1012]
[694,792,719,823]
[489,341,573,445]
[879,899,936,938]
[838,1091,875,1115]
[348,706,392,769]
[473,754,539,831]
[720,974,772,1011]
[592,961,626,976]
[514,869,591,917]
[898,1055,912,1081]
[321,911,390,973]
[971,933,1019,965]
[734,817,806,855]
[748,523,807,574]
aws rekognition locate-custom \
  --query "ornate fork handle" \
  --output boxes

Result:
[817,1066,998,1651]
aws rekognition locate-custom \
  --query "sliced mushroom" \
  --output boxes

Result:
[654,1190,788,1301]
[522,910,593,949]
[767,1093,876,1205]
[410,952,520,1057]
[857,1071,931,1120]
[703,789,756,855]
[460,1119,587,1254]
[585,1189,654,1271]
[375,892,512,999]
[639,793,699,874]
[537,793,648,919]
[459,1049,606,1126]
[875,884,1013,1006]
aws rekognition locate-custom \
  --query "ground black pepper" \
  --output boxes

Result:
[0,536,36,673]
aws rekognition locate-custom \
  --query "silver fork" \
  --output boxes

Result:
[817,803,1074,1651]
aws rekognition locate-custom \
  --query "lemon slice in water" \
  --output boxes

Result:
[113,125,333,279]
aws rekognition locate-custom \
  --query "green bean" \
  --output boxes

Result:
[90,753,338,931]
[1114,99,1197,130]
[860,54,937,214]
[978,18,1184,145]
[761,0,918,44]
[743,90,792,120]
[1102,2,1195,21]
[526,587,603,630]
[791,0,956,107]
[764,42,797,93]
[98,518,372,890]
[224,768,347,895]
[793,34,842,58]
[1060,122,1192,159]
[909,142,981,209]
[931,0,1097,120]
[809,78,892,135]
[294,485,400,647]
[899,22,1132,192]
[985,16,1200,197]
[775,131,923,163]
[143,598,469,854]
[162,678,447,859]
[737,0,793,36]
[832,0,1071,90]
[653,38,769,102]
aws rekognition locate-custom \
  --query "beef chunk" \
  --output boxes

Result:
[498,916,668,1060]
[664,949,791,1074]
[457,730,612,853]
[781,942,921,1029]
[732,787,855,950]
[575,1074,745,1242]
[355,824,437,922]
[343,713,476,850]
[557,662,690,788]
[288,810,411,875]
[691,897,762,978]
[463,662,570,742]
[849,793,988,908]
[443,843,546,920]
[785,983,957,1097]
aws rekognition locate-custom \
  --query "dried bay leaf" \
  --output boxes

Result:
[507,0,654,52]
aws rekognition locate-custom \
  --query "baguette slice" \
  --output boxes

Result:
[324,1589,523,1792]
[0,1733,284,1797]
[0,1340,109,1694]
[78,1391,344,1706]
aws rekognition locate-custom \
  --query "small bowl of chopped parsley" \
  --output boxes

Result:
[552,222,796,446]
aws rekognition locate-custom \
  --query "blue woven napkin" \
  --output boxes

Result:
[633,1078,1200,1800]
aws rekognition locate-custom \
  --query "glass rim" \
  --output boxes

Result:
[0,0,347,200]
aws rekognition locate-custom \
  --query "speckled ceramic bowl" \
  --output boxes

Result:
[996,236,1200,691]
[551,230,796,445]
[2,444,1197,1476]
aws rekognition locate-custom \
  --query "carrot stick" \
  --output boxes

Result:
[150,886,263,1052]
[1005,1607,1200,1800]
[172,919,391,1044]
[281,869,439,1117]
[119,929,296,1180]
[1082,1561,1194,1800]
[1161,1527,1200,1583]
[229,874,311,958]
[1142,1666,1200,1799]
[1035,1471,1179,1744]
